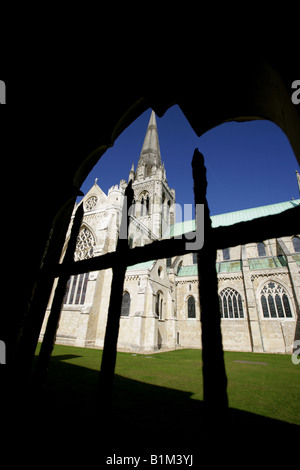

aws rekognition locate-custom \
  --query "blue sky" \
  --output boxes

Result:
[79,105,300,218]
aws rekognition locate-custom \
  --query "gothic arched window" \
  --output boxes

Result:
[292,236,300,252]
[74,227,95,261]
[257,242,266,257]
[121,291,131,316]
[219,287,244,319]
[260,281,293,318]
[140,192,150,216]
[187,296,196,318]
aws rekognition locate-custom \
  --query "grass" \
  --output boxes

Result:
[35,343,300,427]
[30,344,300,465]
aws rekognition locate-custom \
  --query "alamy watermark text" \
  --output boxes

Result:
[0,341,6,364]
[291,80,300,105]
[0,81,6,104]
[119,198,204,251]
[292,340,300,365]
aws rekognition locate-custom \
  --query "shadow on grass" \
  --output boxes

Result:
[9,354,299,466]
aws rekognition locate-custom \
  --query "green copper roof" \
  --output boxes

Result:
[163,199,300,238]
[127,260,155,271]
[217,260,242,273]
[248,255,287,270]
[163,219,196,238]
[177,265,198,276]
[211,199,300,228]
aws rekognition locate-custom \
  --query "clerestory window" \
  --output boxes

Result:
[223,248,230,261]
[257,242,266,257]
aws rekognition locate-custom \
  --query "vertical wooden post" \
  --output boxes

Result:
[34,203,84,385]
[98,181,134,408]
[192,149,228,413]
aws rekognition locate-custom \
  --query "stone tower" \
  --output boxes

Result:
[128,111,175,247]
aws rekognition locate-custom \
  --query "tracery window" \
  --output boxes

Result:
[260,281,293,318]
[187,296,196,318]
[63,226,95,306]
[292,236,300,252]
[121,291,131,316]
[74,227,95,261]
[85,196,98,211]
[219,287,244,319]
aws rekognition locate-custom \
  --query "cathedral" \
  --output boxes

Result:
[41,111,300,354]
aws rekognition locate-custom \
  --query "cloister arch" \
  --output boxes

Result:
[8,58,300,420]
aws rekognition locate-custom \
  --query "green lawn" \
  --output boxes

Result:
[35,343,300,427]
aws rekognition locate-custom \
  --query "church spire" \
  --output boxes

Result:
[136,110,162,179]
